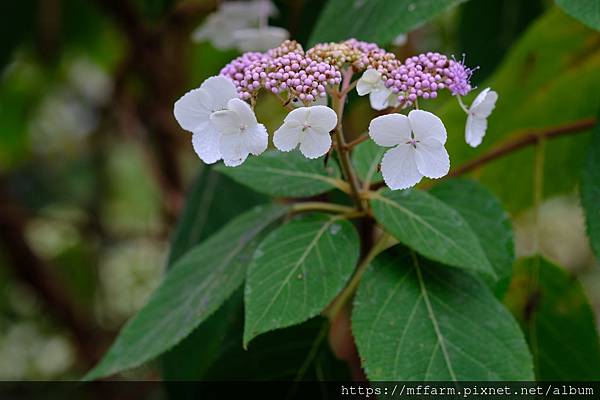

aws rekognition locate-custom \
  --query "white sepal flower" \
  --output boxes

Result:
[210,98,268,166]
[192,0,277,50]
[368,110,450,190]
[273,106,337,159]
[356,69,399,111]
[233,27,289,52]
[173,76,238,164]
[465,87,498,148]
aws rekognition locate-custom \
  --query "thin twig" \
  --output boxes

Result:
[291,201,356,215]
[332,70,365,210]
[369,117,596,190]
[344,133,369,149]
[326,232,396,320]
[448,118,596,177]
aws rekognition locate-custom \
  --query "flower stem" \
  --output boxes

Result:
[326,232,396,320]
[332,69,365,210]
[290,201,356,215]
[344,133,369,149]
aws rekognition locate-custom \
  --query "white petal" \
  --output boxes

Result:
[368,87,397,111]
[273,124,301,151]
[226,98,257,126]
[200,76,239,110]
[380,145,423,190]
[368,114,411,147]
[245,124,268,155]
[234,27,289,52]
[210,110,240,135]
[222,1,277,23]
[408,109,447,144]
[356,69,382,96]
[299,129,331,159]
[219,132,249,165]
[465,115,487,148]
[191,123,221,164]
[173,88,212,132]
[284,107,310,125]
[414,138,450,179]
[223,154,248,167]
[470,88,498,119]
[306,105,337,132]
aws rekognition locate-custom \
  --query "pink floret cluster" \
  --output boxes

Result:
[219,52,271,100]
[219,39,474,108]
[220,42,341,103]
[385,53,474,108]
[264,52,341,102]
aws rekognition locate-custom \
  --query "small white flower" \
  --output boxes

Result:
[173,76,238,164]
[273,106,337,159]
[368,110,450,190]
[356,69,399,111]
[465,87,498,147]
[191,13,245,50]
[233,26,289,52]
[210,98,268,166]
[220,0,277,22]
[192,0,277,50]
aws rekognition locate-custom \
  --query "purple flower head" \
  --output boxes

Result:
[444,56,475,96]
[268,40,304,58]
[380,52,476,108]
[220,52,271,100]
[265,51,341,103]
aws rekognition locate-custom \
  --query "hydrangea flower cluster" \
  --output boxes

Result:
[363,52,476,109]
[220,41,342,104]
[175,37,498,191]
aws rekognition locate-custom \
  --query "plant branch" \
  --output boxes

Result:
[344,133,369,149]
[291,201,356,215]
[332,70,364,210]
[326,232,395,320]
[448,118,596,178]
[368,117,596,191]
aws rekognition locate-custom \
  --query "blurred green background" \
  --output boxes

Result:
[0,0,598,380]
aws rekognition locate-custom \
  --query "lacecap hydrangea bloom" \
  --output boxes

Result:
[174,37,498,190]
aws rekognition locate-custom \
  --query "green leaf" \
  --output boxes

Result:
[369,189,494,277]
[556,0,600,31]
[202,316,350,381]
[438,8,600,213]
[352,139,384,187]
[244,213,359,345]
[581,116,600,260]
[504,257,600,380]
[162,168,266,379]
[353,248,534,380]
[309,0,468,45]
[162,292,243,381]
[166,168,266,265]
[430,179,514,294]
[216,150,343,198]
[163,294,350,384]
[84,204,289,380]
